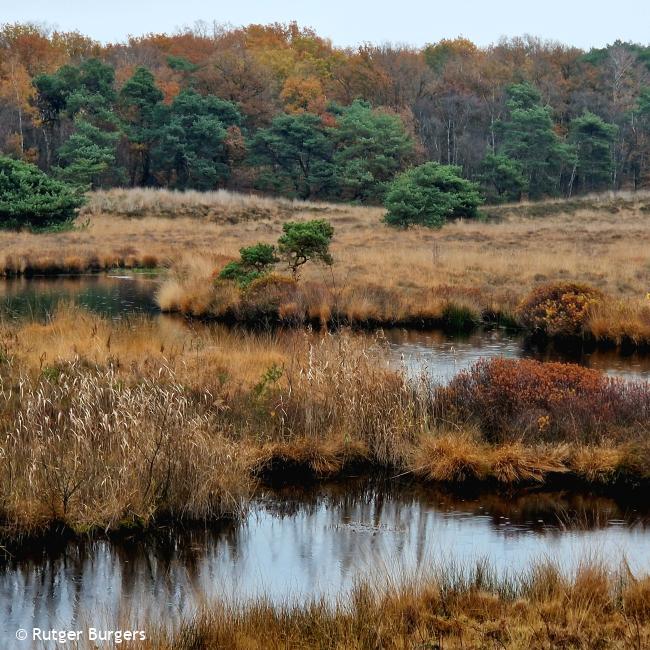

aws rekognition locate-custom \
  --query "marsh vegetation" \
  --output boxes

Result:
[1,19,650,648]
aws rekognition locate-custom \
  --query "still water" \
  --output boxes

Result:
[1,482,650,645]
[0,274,160,320]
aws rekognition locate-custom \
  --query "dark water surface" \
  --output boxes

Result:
[2,482,650,646]
[0,274,160,320]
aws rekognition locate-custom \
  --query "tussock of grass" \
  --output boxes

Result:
[588,298,650,345]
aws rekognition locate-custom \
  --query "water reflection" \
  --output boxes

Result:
[2,481,650,643]
[0,274,160,320]
[381,328,650,382]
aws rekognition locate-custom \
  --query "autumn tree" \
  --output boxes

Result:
[0,57,35,158]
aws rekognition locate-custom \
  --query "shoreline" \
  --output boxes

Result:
[3,454,650,555]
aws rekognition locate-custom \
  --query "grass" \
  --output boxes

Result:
[140,561,650,649]
[1,305,649,545]
[0,188,648,341]
[83,187,348,220]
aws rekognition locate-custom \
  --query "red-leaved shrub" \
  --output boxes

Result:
[442,357,649,442]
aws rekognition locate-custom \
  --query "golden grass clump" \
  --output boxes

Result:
[143,562,650,650]
[0,363,253,537]
[587,297,650,345]
[489,442,568,483]
[413,433,487,482]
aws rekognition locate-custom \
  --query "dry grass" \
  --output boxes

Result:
[588,298,650,345]
[0,364,253,537]
[1,306,649,542]
[84,187,347,221]
[1,188,648,336]
[144,562,650,650]
[134,188,650,336]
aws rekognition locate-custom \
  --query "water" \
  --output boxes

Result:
[1,482,650,646]
[0,274,160,320]
[1,275,648,382]
[380,328,650,383]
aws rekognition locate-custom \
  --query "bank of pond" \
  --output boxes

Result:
[0,274,649,382]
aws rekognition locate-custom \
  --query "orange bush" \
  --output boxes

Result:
[516,282,603,336]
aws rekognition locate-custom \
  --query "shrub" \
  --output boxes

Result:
[516,282,604,337]
[384,162,483,229]
[0,156,85,230]
[219,243,278,287]
[239,274,305,322]
[442,357,649,442]
[278,219,334,277]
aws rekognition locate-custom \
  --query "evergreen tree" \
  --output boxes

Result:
[0,156,85,229]
[333,100,414,201]
[118,67,164,185]
[151,90,242,190]
[250,113,334,199]
[569,112,617,192]
[498,83,576,198]
[384,162,483,228]
[54,119,119,188]
[478,153,527,202]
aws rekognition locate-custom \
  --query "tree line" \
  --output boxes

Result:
[1,21,649,202]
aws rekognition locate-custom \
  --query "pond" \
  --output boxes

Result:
[1,274,649,382]
[2,481,650,645]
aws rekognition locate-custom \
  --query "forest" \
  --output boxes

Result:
[1,20,649,203]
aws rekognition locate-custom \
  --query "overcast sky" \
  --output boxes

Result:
[3,0,649,49]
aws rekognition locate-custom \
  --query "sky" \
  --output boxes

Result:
[2,0,649,49]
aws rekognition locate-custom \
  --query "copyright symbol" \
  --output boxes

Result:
[16,629,28,641]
